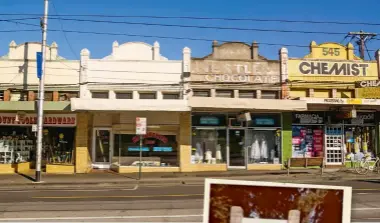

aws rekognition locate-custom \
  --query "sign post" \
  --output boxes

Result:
[135,117,147,180]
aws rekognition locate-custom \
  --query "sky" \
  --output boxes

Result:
[1,0,380,61]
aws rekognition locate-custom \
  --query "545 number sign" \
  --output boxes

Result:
[322,47,340,56]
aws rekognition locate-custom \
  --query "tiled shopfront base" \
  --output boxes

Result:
[46,164,75,174]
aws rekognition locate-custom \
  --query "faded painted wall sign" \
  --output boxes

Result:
[191,60,280,83]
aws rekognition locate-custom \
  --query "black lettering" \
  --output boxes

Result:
[299,62,311,74]
[329,63,338,75]
[359,64,369,76]
[336,63,346,75]
[321,63,329,74]
[310,62,321,74]
[351,64,360,76]
[346,63,351,75]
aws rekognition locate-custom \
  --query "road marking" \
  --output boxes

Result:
[0,214,203,221]
[32,193,203,199]
[0,185,139,193]
[352,207,380,211]
[353,188,380,191]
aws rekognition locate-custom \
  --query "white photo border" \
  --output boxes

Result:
[203,178,352,223]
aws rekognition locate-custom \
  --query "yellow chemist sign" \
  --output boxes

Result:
[288,41,378,82]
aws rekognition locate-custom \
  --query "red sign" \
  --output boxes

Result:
[132,132,168,144]
[0,113,76,127]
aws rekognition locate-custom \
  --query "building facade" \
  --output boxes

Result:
[186,41,307,171]
[280,41,380,167]
[0,41,79,173]
[71,41,192,173]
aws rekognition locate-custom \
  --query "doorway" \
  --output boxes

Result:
[92,128,113,168]
[228,129,246,168]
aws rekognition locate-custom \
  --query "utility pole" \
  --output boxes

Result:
[36,0,49,182]
[347,30,377,59]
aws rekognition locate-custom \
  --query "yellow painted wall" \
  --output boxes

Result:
[16,162,30,173]
[247,164,282,170]
[314,90,330,98]
[75,113,92,173]
[0,164,16,174]
[114,165,180,173]
[46,164,75,174]
[338,90,354,98]
[289,90,307,98]
[183,164,228,172]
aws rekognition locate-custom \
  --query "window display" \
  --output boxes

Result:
[43,127,75,165]
[246,129,281,164]
[114,132,178,167]
[191,129,227,164]
[345,126,375,158]
[292,126,324,158]
[0,127,34,164]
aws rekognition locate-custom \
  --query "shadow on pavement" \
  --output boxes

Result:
[17,172,36,182]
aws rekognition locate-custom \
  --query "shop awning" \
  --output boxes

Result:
[70,98,190,112]
[189,97,307,111]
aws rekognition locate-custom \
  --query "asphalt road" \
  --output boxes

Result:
[0,179,379,222]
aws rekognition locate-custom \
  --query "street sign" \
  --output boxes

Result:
[203,179,352,223]
[36,52,42,79]
[136,117,147,135]
[32,124,37,132]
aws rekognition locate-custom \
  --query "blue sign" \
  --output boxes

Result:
[200,117,219,125]
[153,147,173,152]
[128,147,149,152]
[254,118,275,126]
[36,52,42,79]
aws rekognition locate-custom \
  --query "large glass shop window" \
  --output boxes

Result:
[0,127,35,164]
[292,126,324,158]
[43,127,76,165]
[246,129,282,164]
[113,132,178,167]
[191,128,227,164]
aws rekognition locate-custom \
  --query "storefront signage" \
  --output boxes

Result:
[254,118,275,126]
[300,97,380,105]
[204,74,279,83]
[293,112,324,124]
[132,132,168,144]
[356,80,380,88]
[191,60,280,84]
[200,117,220,125]
[297,61,369,76]
[357,88,380,99]
[0,113,76,126]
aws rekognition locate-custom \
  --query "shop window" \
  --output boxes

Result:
[139,92,156,99]
[292,126,324,158]
[44,91,53,101]
[345,126,376,158]
[0,126,35,164]
[92,91,109,99]
[44,127,76,165]
[239,90,256,99]
[10,91,28,101]
[113,132,178,167]
[163,92,180,100]
[215,90,233,98]
[191,128,227,164]
[261,91,279,99]
[116,92,133,99]
[59,92,78,101]
[193,89,210,97]
[246,129,282,164]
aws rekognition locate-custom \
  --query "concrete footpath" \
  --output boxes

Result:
[0,168,379,190]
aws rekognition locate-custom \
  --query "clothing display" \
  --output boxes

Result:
[246,130,278,164]
[191,129,226,164]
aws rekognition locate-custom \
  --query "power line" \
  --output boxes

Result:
[51,1,78,60]
[0,29,39,33]
[1,13,380,26]
[47,17,349,35]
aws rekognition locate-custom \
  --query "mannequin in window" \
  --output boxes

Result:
[252,133,261,163]
[261,133,268,162]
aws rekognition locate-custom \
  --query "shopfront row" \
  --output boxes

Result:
[0,111,378,173]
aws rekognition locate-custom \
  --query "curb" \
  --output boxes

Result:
[0,173,379,190]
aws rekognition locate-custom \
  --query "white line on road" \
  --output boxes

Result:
[0,214,203,221]
[352,207,380,211]
[0,185,139,193]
